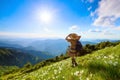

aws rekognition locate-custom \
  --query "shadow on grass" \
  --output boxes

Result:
[87,61,120,80]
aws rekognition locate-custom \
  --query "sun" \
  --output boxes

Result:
[40,11,52,23]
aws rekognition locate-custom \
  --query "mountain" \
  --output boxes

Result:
[28,39,69,56]
[0,39,55,59]
[0,40,23,48]
[1,38,118,56]
[18,48,54,59]
[0,48,43,67]
[3,43,120,80]
[28,39,96,56]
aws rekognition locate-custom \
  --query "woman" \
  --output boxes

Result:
[66,33,82,67]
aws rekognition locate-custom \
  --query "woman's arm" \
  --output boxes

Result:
[65,34,72,42]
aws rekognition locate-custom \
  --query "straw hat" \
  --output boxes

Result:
[68,33,81,40]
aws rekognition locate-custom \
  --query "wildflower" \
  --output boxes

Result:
[48,68,51,71]
[47,77,50,79]
[79,77,81,80]
[55,76,58,79]
[113,62,118,66]
[109,55,114,59]
[104,56,107,59]
[80,70,84,74]
[108,60,113,64]
[86,77,89,80]
[90,73,92,77]
[59,67,62,71]
[104,61,107,64]
[59,71,61,74]
[74,70,84,76]
[52,76,55,79]
[74,71,80,76]
[54,70,57,74]
[97,56,100,59]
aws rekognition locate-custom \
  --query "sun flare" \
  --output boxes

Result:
[40,11,52,23]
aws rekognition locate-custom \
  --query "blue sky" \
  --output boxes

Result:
[0,0,120,39]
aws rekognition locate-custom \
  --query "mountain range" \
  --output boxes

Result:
[0,47,42,67]
[2,41,120,80]
[0,38,100,56]
[0,38,119,67]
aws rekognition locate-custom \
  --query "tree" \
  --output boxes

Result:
[24,62,32,68]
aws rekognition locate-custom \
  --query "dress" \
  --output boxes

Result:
[67,41,82,57]
[67,47,78,57]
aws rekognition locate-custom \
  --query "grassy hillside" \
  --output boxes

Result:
[2,44,120,80]
[0,66,18,77]
[0,48,43,67]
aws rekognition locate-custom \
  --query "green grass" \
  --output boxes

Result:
[2,44,120,80]
[0,66,18,77]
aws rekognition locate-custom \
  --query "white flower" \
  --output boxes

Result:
[80,70,84,74]
[74,71,80,76]
[97,56,100,59]
[48,68,51,71]
[104,61,107,64]
[59,67,62,71]
[52,76,55,79]
[47,77,50,80]
[104,56,107,58]
[108,60,113,64]
[90,73,92,77]
[54,70,57,74]
[56,76,58,78]
[109,55,114,59]
[59,71,61,74]
[86,77,89,80]
[79,77,82,80]
[113,62,118,66]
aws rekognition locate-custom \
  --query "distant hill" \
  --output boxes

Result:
[18,48,54,59]
[0,39,55,59]
[28,39,96,56]
[28,39,69,56]
[0,38,118,56]
[0,40,23,48]
[0,48,43,67]
[3,43,120,80]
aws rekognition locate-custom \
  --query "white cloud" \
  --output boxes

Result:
[88,6,92,11]
[0,32,64,38]
[83,29,119,39]
[69,25,79,31]
[88,29,114,35]
[113,26,120,31]
[92,0,120,27]
[88,0,94,3]
[90,12,94,17]
[102,30,113,35]
[88,29,102,32]
[81,0,94,3]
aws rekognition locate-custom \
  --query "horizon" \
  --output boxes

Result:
[0,0,120,39]
[0,37,119,41]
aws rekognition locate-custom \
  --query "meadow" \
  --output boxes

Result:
[2,43,120,80]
